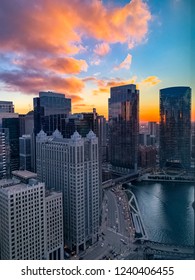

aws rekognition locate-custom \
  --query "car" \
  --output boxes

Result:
[173,248,179,251]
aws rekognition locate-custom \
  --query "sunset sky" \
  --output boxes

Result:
[0,0,193,121]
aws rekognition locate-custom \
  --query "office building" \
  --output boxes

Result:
[0,101,14,113]
[109,84,139,173]
[45,190,64,260]
[138,145,156,169]
[191,122,195,160]
[0,177,63,260]
[19,135,32,171]
[33,91,71,136]
[32,91,71,172]
[2,118,20,172]
[12,170,37,184]
[0,128,10,179]
[159,86,191,169]
[36,129,100,254]
[24,111,34,135]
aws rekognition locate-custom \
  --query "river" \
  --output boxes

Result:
[127,181,194,246]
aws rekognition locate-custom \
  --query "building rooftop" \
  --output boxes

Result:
[1,183,29,193]
[0,178,20,188]
[12,170,37,180]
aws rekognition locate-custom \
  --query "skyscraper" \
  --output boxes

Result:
[159,86,191,169]
[19,135,32,171]
[109,84,139,173]
[0,177,63,260]
[2,118,20,172]
[0,128,10,179]
[32,91,71,172]
[0,101,14,113]
[33,91,71,135]
[36,129,100,254]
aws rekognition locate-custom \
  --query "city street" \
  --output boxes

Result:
[80,185,141,260]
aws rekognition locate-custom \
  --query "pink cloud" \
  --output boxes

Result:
[114,54,132,71]
[0,0,151,55]
[94,42,110,57]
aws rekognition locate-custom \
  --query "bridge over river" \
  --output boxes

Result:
[142,241,194,259]
[102,172,139,189]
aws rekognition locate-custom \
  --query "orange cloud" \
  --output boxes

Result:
[43,57,88,74]
[88,76,137,95]
[0,0,151,55]
[94,42,110,57]
[114,54,132,70]
[140,76,161,86]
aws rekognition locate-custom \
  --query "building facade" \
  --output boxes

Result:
[0,101,14,113]
[0,178,63,260]
[109,84,139,173]
[36,129,100,254]
[33,91,71,136]
[2,118,20,172]
[19,135,32,171]
[0,128,10,179]
[138,145,157,169]
[45,190,64,260]
[159,87,191,169]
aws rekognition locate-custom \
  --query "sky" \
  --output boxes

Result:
[0,0,194,121]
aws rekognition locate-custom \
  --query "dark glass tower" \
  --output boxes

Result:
[109,84,139,172]
[33,91,71,135]
[2,118,20,172]
[159,86,191,169]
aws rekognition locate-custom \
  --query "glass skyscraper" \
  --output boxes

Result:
[2,118,20,172]
[159,86,191,169]
[33,91,71,135]
[109,84,139,172]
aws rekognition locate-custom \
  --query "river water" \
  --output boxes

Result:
[127,181,194,246]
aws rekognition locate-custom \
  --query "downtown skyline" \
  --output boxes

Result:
[0,0,194,121]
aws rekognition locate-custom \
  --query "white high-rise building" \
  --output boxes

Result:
[45,190,64,260]
[36,129,100,254]
[0,178,63,260]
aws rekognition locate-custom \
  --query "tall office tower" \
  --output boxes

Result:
[19,114,25,136]
[45,190,64,260]
[191,123,195,161]
[32,91,71,172]
[138,145,156,169]
[42,113,67,136]
[0,128,10,179]
[160,86,191,169]
[18,112,34,137]
[24,111,34,135]
[0,178,63,260]
[0,179,45,260]
[2,118,20,172]
[33,91,71,136]
[36,129,99,254]
[97,115,107,162]
[148,122,157,136]
[19,135,31,171]
[0,101,14,113]
[147,121,158,146]
[109,84,139,173]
